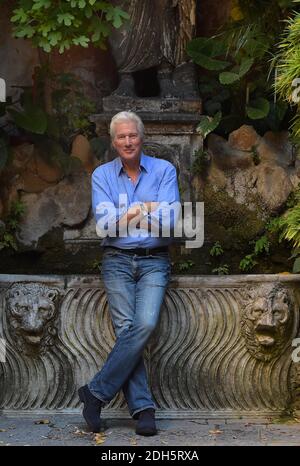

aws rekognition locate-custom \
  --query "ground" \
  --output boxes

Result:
[0,413,300,446]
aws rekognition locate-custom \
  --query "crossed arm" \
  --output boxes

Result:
[92,165,180,237]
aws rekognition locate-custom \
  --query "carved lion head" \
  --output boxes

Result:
[5,283,59,355]
[241,283,294,361]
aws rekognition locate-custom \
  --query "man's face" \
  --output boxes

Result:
[112,121,143,162]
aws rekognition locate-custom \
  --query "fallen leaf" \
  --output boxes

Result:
[161,440,168,445]
[209,429,223,435]
[34,419,50,425]
[0,429,7,432]
[94,433,106,445]
[130,438,137,446]
[73,428,89,436]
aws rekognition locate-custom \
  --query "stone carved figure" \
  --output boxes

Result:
[6,283,59,355]
[241,284,294,362]
[109,0,198,98]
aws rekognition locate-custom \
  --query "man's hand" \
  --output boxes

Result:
[144,202,159,213]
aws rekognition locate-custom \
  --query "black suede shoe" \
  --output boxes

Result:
[135,408,157,436]
[78,385,103,433]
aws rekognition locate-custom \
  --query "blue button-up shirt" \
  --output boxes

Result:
[92,152,180,248]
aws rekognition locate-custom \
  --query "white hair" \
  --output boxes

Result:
[110,111,144,140]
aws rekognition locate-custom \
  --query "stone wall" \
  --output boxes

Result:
[1,273,300,418]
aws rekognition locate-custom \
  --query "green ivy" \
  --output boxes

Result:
[9,0,129,53]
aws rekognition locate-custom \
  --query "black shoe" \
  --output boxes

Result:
[78,385,102,433]
[135,408,157,436]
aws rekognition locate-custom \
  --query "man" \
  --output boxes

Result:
[78,111,180,436]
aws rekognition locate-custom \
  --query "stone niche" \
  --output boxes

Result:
[1,274,300,419]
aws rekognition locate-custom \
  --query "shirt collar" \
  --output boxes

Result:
[116,152,149,176]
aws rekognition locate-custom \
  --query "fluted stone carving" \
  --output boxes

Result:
[0,275,299,417]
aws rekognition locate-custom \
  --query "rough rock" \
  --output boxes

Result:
[11,144,63,194]
[18,170,91,246]
[228,125,261,152]
[18,171,53,194]
[11,144,35,172]
[34,154,63,183]
[207,126,296,214]
[256,164,293,212]
[71,135,98,174]
[208,133,255,170]
[262,131,295,168]
[224,167,260,211]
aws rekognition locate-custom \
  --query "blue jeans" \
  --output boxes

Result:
[88,248,170,418]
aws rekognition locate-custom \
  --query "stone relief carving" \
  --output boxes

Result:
[5,283,59,355]
[109,0,198,98]
[241,283,295,362]
[1,277,299,414]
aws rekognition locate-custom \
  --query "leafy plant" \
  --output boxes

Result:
[0,70,96,173]
[196,111,222,139]
[279,202,300,248]
[178,260,195,272]
[275,7,300,143]
[0,200,25,251]
[239,254,258,272]
[191,148,210,175]
[91,259,101,271]
[265,216,282,233]
[212,264,229,275]
[239,235,270,272]
[210,241,224,257]
[9,0,129,53]
[48,71,96,142]
[275,196,300,272]
[187,0,296,136]
[253,235,270,255]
